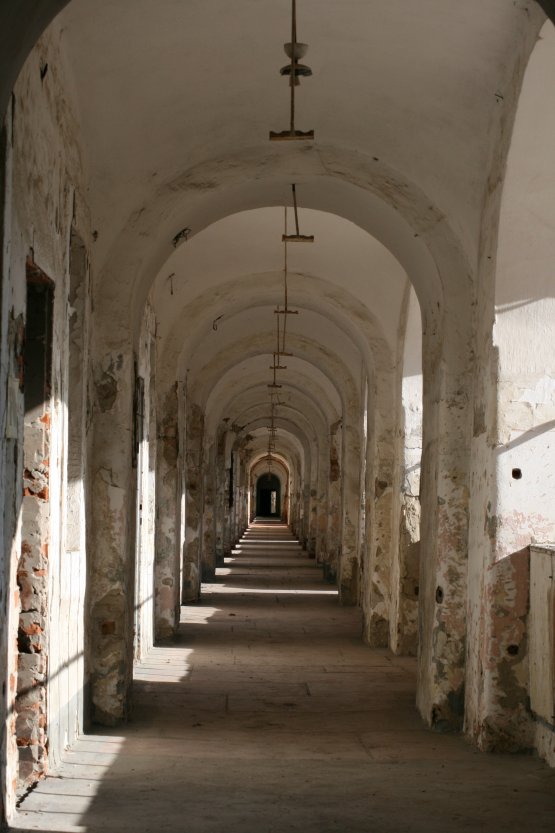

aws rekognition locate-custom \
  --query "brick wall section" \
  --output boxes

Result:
[16,265,54,786]
[16,408,50,785]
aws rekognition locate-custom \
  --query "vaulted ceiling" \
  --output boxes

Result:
[3,0,551,474]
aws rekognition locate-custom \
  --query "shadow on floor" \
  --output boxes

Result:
[11,523,555,833]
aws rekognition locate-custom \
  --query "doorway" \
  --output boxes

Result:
[256,473,281,517]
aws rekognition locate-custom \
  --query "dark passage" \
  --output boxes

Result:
[256,472,281,516]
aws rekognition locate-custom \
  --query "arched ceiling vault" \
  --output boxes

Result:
[168,286,385,392]
[1,1,548,354]
[204,363,342,438]
[154,217,402,426]
[100,165,455,344]
[51,0,544,282]
[239,412,320,454]
[246,426,306,460]
[217,409,317,484]
[2,1,553,134]
[246,438,299,473]
[11,0,542,343]
[190,331,360,413]
[239,419,315,469]
[226,389,328,426]
[155,209,405,366]
[218,387,332,431]
[156,207,399,452]
[4,1,548,420]
[225,403,327,465]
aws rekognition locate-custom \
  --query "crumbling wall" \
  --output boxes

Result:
[88,334,136,727]
[361,353,400,648]
[17,262,54,787]
[0,23,93,802]
[466,21,555,762]
[417,305,473,732]
[0,22,91,814]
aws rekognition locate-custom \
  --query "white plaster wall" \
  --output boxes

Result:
[495,20,555,593]
[475,19,555,760]
[495,33,555,555]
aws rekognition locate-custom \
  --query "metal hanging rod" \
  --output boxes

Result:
[282,184,314,243]
[270,353,288,371]
[269,0,314,141]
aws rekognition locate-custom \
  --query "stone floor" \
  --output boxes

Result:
[12,521,555,832]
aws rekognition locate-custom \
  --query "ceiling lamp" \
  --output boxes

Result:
[270,0,314,141]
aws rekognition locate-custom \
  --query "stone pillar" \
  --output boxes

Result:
[154,383,180,638]
[88,345,136,726]
[201,442,216,581]
[182,401,203,603]
[237,447,249,536]
[394,496,421,656]
[230,451,239,545]
[282,474,290,524]
[315,450,330,564]
[214,430,227,566]
[416,316,472,732]
[308,485,317,557]
[290,461,303,540]
[367,372,399,644]
[302,482,311,550]
[339,404,363,605]
[361,371,399,646]
[223,451,233,557]
[249,473,256,523]
[324,420,342,583]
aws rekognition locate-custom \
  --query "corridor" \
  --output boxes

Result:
[13,522,555,833]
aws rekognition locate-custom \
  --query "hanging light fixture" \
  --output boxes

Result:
[275,205,298,362]
[269,0,314,141]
